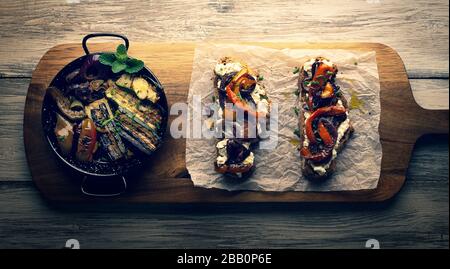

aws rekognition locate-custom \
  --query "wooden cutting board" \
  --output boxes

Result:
[24,42,449,203]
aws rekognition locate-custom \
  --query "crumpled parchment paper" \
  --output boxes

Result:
[186,43,381,191]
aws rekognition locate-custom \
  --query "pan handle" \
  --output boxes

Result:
[82,33,129,55]
[81,175,127,197]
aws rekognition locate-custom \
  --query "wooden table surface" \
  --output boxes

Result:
[0,0,448,248]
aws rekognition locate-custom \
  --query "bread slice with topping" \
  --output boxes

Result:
[297,57,354,180]
[211,57,270,179]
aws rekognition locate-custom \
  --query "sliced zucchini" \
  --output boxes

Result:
[131,77,149,100]
[116,74,133,89]
[146,83,159,103]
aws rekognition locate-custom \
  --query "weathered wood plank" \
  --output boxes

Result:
[411,79,449,110]
[0,0,448,78]
[0,137,447,249]
[0,78,447,182]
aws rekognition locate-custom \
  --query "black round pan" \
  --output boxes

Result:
[41,33,169,197]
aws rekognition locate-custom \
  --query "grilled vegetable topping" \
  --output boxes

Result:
[76,118,97,162]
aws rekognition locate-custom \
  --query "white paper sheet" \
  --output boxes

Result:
[186,43,382,191]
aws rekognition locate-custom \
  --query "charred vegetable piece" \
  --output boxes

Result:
[79,54,107,81]
[85,99,114,133]
[318,118,338,147]
[106,86,162,131]
[86,99,127,161]
[98,132,126,162]
[130,77,149,100]
[54,113,74,156]
[305,106,346,144]
[89,80,105,91]
[225,77,267,119]
[234,73,256,95]
[317,121,334,146]
[115,114,160,155]
[76,118,97,162]
[69,99,84,111]
[47,87,86,121]
[311,58,337,83]
[116,74,133,89]
[214,139,254,175]
[105,84,163,155]
[321,82,334,99]
[226,139,251,164]
[115,74,159,103]
[299,146,333,163]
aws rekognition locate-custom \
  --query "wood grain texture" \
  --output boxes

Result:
[1,78,447,182]
[22,42,449,203]
[0,0,448,249]
[0,0,448,78]
[0,135,447,248]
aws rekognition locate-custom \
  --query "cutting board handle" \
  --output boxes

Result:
[416,107,449,136]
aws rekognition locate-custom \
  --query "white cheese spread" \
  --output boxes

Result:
[216,139,229,165]
[309,118,350,175]
[214,62,243,77]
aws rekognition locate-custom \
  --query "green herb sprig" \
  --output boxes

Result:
[99,44,144,74]
[293,128,301,138]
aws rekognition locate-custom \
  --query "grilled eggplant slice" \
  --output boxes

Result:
[47,86,86,121]
[115,114,160,155]
[86,98,127,161]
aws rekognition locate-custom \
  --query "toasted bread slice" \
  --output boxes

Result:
[212,58,268,179]
[297,57,354,180]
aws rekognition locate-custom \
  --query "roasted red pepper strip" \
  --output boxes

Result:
[320,82,334,99]
[225,73,266,120]
[318,121,334,146]
[300,146,333,163]
[234,74,256,94]
[313,62,336,82]
[305,106,346,144]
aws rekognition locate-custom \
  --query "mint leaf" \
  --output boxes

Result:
[115,44,128,63]
[111,60,127,73]
[99,53,116,66]
[116,44,127,56]
[125,58,144,74]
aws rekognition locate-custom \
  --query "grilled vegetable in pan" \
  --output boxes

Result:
[41,33,168,196]
[47,86,86,121]
[76,118,97,162]
[86,99,128,161]
[54,113,75,156]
